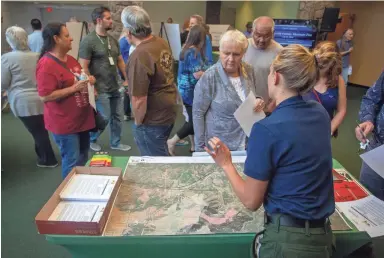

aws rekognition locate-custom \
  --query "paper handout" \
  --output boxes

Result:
[49,201,106,222]
[88,83,96,110]
[234,92,266,137]
[360,144,384,178]
[60,174,118,202]
[336,195,384,237]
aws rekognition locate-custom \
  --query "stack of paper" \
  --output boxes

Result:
[49,201,106,222]
[60,174,118,202]
[336,195,384,237]
[48,174,118,222]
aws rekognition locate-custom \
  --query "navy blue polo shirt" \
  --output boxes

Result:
[244,95,335,220]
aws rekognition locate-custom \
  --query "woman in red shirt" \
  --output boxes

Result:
[36,23,96,178]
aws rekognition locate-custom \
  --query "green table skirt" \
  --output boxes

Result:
[47,157,371,258]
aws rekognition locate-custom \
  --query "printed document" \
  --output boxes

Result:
[49,201,106,222]
[234,92,266,137]
[336,195,384,237]
[60,174,118,201]
[360,145,384,178]
[88,83,96,110]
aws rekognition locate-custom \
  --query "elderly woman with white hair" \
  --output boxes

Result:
[193,30,265,152]
[1,26,57,167]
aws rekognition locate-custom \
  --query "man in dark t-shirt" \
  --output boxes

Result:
[122,6,177,156]
[79,6,131,152]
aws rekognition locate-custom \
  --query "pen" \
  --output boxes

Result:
[356,120,368,142]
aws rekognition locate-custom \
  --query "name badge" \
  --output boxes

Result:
[108,56,115,65]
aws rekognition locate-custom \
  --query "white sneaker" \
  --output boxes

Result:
[90,142,102,152]
[111,144,131,151]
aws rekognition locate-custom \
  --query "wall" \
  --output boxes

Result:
[235,1,300,30]
[336,1,384,87]
[1,1,206,34]
[40,7,97,25]
[142,1,206,26]
[1,1,42,34]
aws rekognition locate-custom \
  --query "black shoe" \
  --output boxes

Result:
[37,162,59,168]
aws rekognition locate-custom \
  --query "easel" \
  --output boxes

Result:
[159,22,172,59]
[159,22,172,51]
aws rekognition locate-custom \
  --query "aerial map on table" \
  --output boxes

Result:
[103,157,351,236]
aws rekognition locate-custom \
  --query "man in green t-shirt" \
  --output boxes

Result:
[79,7,131,152]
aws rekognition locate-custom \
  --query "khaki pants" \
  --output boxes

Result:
[253,219,334,258]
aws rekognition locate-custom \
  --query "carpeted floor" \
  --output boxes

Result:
[0,86,376,258]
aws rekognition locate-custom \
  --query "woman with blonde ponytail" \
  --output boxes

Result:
[304,41,346,137]
[204,44,335,257]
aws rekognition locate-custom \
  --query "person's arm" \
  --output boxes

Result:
[37,69,88,102]
[115,38,128,86]
[128,54,152,125]
[340,48,353,56]
[78,58,91,76]
[131,95,147,124]
[40,82,87,102]
[184,50,205,79]
[331,76,347,135]
[193,74,213,152]
[205,134,270,211]
[205,35,213,65]
[355,71,384,141]
[193,71,204,79]
[78,37,92,76]
[117,55,128,86]
[1,56,11,91]
[336,40,350,56]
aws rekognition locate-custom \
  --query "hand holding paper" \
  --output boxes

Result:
[234,92,266,137]
[253,98,265,112]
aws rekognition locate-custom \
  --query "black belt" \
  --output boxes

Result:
[265,213,327,228]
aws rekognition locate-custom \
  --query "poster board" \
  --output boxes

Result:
[152,22,181,61]
[208,24,230,47]
[66,22,89,59]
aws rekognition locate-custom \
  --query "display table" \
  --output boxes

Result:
[45,157,371,258]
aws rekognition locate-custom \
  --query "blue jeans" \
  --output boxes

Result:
[360,161,384,201]
[132,124,174,156]
[52,131,90,179]
[90,90,123,147]
[342,67,349,85]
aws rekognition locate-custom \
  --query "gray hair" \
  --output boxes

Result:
[253,16,275,33]
[219,29,248,53]
[121,6,152,38]
[5,26,29,51]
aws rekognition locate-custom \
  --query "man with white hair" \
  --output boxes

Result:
[121,6,177,156]
[243,16,283,105]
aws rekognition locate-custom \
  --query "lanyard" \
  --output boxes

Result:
[96,33,111,50]
[313,89,322,104]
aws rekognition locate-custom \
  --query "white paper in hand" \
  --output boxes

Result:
[88,83,96,110]
[234,92,266,137]
[360,145,384,178]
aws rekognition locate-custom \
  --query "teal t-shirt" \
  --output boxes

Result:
[79,31,121,93]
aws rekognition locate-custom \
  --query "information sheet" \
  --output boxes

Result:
[49,201,106,222]
[60,174,118,201]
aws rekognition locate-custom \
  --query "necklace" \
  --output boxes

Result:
[96,33,111,50]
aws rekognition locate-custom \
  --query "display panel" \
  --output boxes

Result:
[273,19,318,49]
